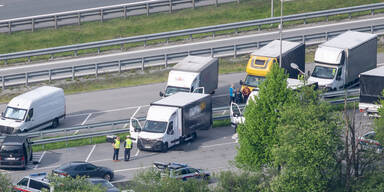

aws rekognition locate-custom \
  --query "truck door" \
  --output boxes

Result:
[166,113,179,147]
[230,102,243,127]
[129,117,142,140]
[192,87,205,94]
[24,108,35,131]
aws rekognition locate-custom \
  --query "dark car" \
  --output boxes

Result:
[154,162,210,181]
[88,178,120,192]
[0,135,33,170]
[52,161,114,181]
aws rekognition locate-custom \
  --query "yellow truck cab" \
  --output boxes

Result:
[240,40,305,91]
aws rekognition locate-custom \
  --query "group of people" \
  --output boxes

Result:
[112,135,133,161]
[229,84,251,104]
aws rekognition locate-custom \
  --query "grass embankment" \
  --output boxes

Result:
[0,0,382,64]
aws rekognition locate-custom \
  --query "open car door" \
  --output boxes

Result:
[129,117,142,140]
[230,102,243,128]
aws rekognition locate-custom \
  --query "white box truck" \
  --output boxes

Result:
[0,86,66,134]
[308,31,377,91]
[130,92,212,152]
[359,66,384,117]
[160,56,218,97]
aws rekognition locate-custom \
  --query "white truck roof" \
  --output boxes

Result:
[250,40,302,58]
[173,56,215,72]
[8,86,63,109]
[320,31,377,50]
[146,106,178,122]
[361,66,384,77]
[153,92,209,107]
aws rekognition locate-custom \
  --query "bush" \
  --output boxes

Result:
[0,173,13,192]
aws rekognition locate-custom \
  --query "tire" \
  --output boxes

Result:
[103,173,112,181]
[51,118,59,129]
[161,143,168,153]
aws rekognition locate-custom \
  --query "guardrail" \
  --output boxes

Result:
[1,3,384,63]
[0,90,359,146]
[1,24,384,89]
[0,0,236,33]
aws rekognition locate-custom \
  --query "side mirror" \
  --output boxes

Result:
[239,80,243,85]
[159,91,164,97]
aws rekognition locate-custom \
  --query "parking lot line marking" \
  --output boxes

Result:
[114,166,151,173]
[81,113,92,125]
[34,151,46,169]
[85,144,96,162]
[201,141,237,148]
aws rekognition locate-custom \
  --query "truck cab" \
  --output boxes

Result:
[240,56,277,91]
[163,70,201,97]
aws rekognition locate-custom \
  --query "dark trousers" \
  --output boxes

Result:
[113,148,119,160]
[124,148,131,161]
[229,96,235,104]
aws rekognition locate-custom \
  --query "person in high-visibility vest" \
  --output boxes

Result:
[124,135,133,161]
[113,136,120,161]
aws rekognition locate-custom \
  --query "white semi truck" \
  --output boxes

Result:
[160,56,218,97]
[308,31,377,91]
[130,92,212,152]
[359,66,384,117]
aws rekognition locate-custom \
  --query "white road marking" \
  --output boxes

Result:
[89,158,111,163]
[0,5,3,7]
[81,113,92,125]
[66,105,149,117]
[134,149,140,157]
[34,151,46,169]
[113,166,151,173]
[34,164,60,171]
[85,144,96,162]
[0,170,10,174]
[222,110,227,115]
[201,141,237,148]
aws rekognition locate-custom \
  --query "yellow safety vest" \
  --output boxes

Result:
[114,139,120,149]
[125,139,132,149]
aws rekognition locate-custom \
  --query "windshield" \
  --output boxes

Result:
[311,65,337,79]
[244,75,265,87]
[165,86,190,97]
[0,145,23,155]
[142,120,167,133]
[4,107,27,121]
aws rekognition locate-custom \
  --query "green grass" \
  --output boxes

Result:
[0,0,382,64]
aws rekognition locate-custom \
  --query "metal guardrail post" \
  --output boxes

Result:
[371,9,374,16]
[141,58,144,70]
[237,0,239,4]
[50,54,54,60]
[74,50,78,57]
[1,76,4,90]
[325,32,328,40]
[54,15,58,29]
[95,64,98,78]
[78,12,81,25]
[72,66,75,80]
[97,48,100,55]
[28,56,31,63]
[118,60,122,74]
[101,9,104,22]
[169,0,172,13]
[48,70,52,83]
[123,6,127,19]
[215,0,218,7]
[25,73,28,86]
[371,25,374,33]
[147,3,150,16]
[8,21,11,34]
[234,44,237,58]
[32,18,35,32]
[302,35,305,43]
[210,48,214,57]
[326,16,329,22]
[192,0,195,9]
[164,54,168,68]
[304,18,306,24]
[212,31,215,38]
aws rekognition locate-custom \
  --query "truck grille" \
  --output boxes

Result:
[139,138,157,146]
[0,126,14,134]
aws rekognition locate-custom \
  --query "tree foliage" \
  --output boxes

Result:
[270,89,343,191]
[0,173,13,192]
[45,174,106,192]
[236,63,293,170]
[375,90,384,144]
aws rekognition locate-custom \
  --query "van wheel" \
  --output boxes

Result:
[51,118,59,129]
[161,143,168,153]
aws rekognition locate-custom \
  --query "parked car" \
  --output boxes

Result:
[13,172,50,192]
[0,135,33,170]
[153,162,210,181]
[88,178,120,192]
[358,131,382,153]
[52,161,114,181]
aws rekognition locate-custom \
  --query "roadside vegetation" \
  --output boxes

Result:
[0,0,382,64]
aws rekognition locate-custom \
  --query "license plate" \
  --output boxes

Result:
[6,157,15,160]
[144,145,151,149]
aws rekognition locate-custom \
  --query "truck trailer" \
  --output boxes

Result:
[359,66,384,117]
[131,92,212,152]
[161,56,219,97]
[308,31,377,91]
[240,40,305,91]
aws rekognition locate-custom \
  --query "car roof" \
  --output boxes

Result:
[3,136,28,145]
[23,172,50,184]
[154,162,188,170]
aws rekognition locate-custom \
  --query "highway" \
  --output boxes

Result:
[0,0,142,20]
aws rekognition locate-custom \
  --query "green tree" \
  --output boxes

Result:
[375,90,384,144]
[46,175,106,192]
[236,63,293,170]
[0,173,13,192]
[270,87,343,192]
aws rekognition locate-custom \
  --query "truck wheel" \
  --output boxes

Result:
[161,143,168,153]
[51,118,59,129]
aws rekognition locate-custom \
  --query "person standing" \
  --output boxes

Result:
[124,135,132,161]
[242,86,251,103]
[113,136,120,161]
[229,84,235,104]
[235,88,243,104]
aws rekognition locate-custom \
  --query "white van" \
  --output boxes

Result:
[0,86,66,134]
